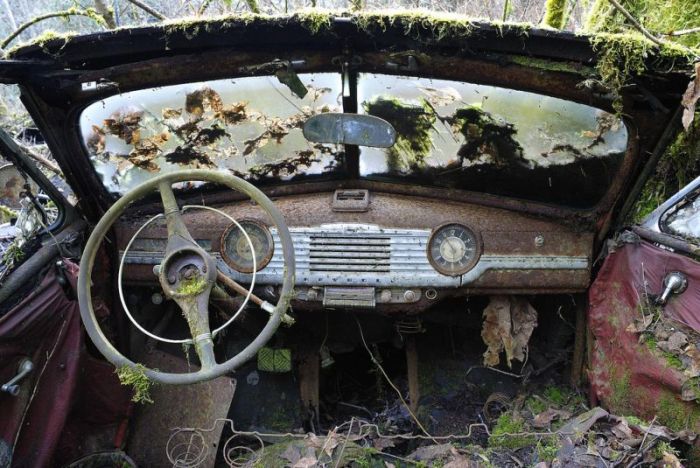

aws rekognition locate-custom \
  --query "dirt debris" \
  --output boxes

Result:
[627,298,700,402]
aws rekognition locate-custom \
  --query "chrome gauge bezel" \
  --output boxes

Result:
[427,222,482,276]
[220,218,274,273]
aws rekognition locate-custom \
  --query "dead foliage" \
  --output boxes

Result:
[627,299,700,402]
[481,296,538,368]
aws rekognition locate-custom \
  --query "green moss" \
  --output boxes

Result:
[542,0,568,30]
[507,55,590,75]
[586,0,700,50]
[176,276,207,296]
[657,394,692,431]
[0,205,16,224]
[588,31,692,113]
[536,435,560,462]
[632,114,700,223]
[2,241,24,264]
[360,11,474,41]
[609,370,632,413]
[665,353,684,370]
[489,412,536,450]
[364,97,435,172]
[4,30,74,58]
[653,441,680,460]
[295,9,334,34]
[116,364,154,404]
[526,396,548,415]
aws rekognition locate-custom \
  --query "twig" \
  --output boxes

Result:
[665,26,700,37]
[19,145,61,175]
[607,0,700,59]
[124,0,166,20]
[606,0,662,46]
[244,0,261,14]
[1,9,107,49]
[466,365,523,379]
[198,0,213,16]
[333,418,353,468]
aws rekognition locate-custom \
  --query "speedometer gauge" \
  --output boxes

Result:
[220,219,274,273]
[427,223,481,276]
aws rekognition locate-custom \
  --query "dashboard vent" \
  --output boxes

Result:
[332,189,370,212]
[309,235,390,272]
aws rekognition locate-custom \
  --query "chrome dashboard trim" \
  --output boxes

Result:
[120,223,589,287]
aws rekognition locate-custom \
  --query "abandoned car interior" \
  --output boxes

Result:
[1,11,700,467]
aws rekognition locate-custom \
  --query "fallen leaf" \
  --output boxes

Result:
[611,420,633,439]
[557,407,609,440]
[293,456,318,468]
[481,296,538,368]
[419,86,463,107]
[533,408,571,428]
[186,87,224,116]
[373,438,395,450]
[681,63,700,130]
[662,451,683,468]
[667,331,688,352]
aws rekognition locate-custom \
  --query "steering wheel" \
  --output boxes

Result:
[77,169,295,385]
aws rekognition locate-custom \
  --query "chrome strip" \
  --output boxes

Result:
[120,224,589,287]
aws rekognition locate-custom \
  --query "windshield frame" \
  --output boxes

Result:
[15,37,657,227]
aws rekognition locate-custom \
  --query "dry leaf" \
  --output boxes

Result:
[481,296,538,368]
[611,420,633,439]
[533,408,571,428]
[662,451,683,468]
[185,87,224,116]
[293,456,318,468]
[681,63,700,130]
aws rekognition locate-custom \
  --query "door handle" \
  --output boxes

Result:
[657,271,688,305]
[1,359,33,396]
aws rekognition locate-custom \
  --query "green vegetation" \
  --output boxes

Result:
[488,412,536,450]
[609,370,632,413]
[632,115,700,223]
[364,97,435,172]
[536,435,560,462]
[586,0,700,50]
[116,364,154,404]
[176,276,208,296]
[542,0,568,29]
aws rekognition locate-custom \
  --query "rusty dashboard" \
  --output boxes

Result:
[116,190,592,311]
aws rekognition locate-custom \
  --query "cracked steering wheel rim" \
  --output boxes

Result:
[77,169,296,385]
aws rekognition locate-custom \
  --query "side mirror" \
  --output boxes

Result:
[303,113,396,148]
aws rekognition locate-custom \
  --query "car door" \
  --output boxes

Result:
[0,126,86,468]
[588,175,700,433]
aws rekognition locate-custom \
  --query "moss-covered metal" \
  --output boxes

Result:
[116,363,155,404]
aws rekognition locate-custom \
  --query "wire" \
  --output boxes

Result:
[353,316,438,444]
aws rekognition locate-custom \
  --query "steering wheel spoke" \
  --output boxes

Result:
[159,181,196,252]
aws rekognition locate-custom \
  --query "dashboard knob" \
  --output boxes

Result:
[379,290,393,303]
[403,290,417,302]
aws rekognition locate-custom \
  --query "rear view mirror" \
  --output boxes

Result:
[303,113,396,148]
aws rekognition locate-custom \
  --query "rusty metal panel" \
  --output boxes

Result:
[126,351,236,467]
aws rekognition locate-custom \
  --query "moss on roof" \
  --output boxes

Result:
[4,9,694,100]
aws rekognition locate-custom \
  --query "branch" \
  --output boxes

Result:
[245,0,260,14]
[606,0,662,46]
[124,0,166,20]
[1,8,107,50]
[197,0,213,16]
[666,26,700,37]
